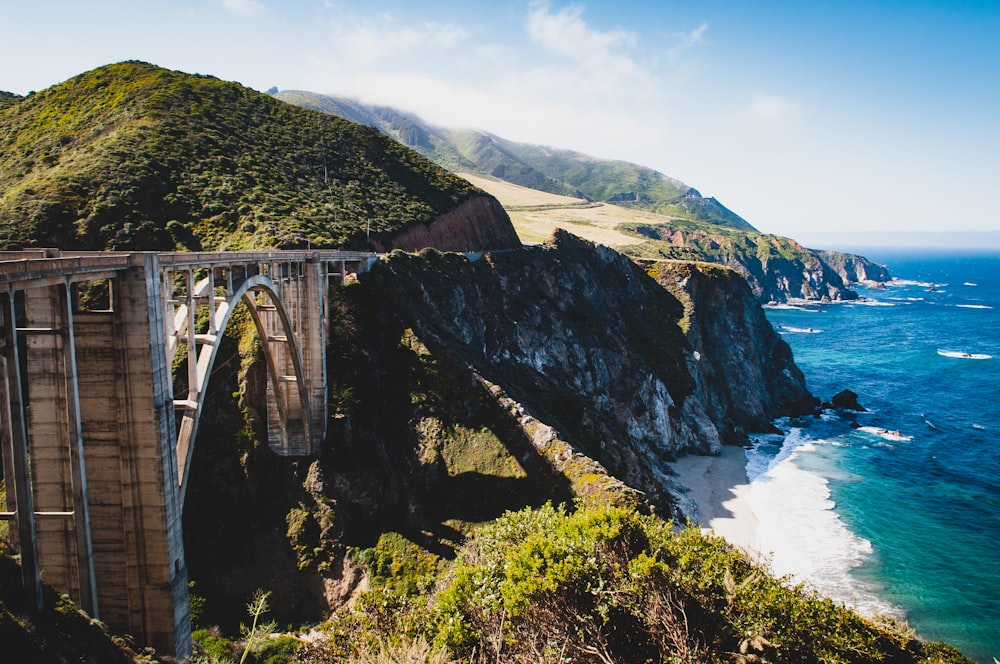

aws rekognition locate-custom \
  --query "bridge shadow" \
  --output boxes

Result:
[322,286,575,559]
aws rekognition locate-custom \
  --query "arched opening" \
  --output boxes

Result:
[165,270,311,505]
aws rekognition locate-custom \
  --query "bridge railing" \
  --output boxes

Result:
[0,250,380,284]
[0,254,133,284]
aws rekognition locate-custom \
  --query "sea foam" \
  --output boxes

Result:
[745,429,904,620]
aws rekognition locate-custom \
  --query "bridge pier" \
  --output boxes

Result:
[0,249,376,658]
[1,254,189,655]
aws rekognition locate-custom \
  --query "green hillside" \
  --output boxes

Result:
[274,90,755,231]
[0,62,480,251]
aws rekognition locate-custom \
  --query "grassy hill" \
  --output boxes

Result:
[275,90,755,231]
[0,62,482,251]
[457,173,865,302]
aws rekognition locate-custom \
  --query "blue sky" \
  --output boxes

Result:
[3,1,998,244]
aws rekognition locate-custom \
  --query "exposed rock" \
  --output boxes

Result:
[645,260,817,441]
[831,389,866,411]
[184,230,817,627]
[372,195,522,253]
[351,231,814,516]
[817,250,892,285]
[625,227,860,303]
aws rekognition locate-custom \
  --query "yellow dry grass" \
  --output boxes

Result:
[460,172,680,247]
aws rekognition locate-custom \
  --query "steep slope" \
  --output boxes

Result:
[624,222,861,302]
[0,62,519,252]
[278,93,890,301]
[180,231,816,629]
[818,249,892,284]
[274,90,755,230]
[464,173,885,302]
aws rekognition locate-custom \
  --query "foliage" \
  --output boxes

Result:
[240,589,278,664]
[193,627,237,663]
[276,90,756,231]
[0,61,480,251]
[356,532,442,598]
[425,503,972,663]
[253,635,302,664]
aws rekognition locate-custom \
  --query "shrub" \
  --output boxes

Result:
[428,502,971,664]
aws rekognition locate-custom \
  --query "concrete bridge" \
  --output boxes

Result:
[0,248,377,657]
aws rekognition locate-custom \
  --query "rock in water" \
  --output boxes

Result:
[831,389,866,411]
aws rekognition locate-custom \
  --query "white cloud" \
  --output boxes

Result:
[746,93,801,121]
[683,22,710,48]
[221,0,265,17]
[322,13,471,66]
[526,1,641,81]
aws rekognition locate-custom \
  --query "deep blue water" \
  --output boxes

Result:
[755,250,1000,663]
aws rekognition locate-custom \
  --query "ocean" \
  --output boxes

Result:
[754,250,1000,664]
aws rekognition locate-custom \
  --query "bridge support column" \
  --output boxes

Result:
[19,284,98,618]
[81,254,190,656]
[262,258,327,455]
[1,255,191,658]
[295,258,328,452]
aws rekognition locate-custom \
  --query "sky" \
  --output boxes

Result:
[3,0,999,245]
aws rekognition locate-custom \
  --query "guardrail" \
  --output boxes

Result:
[0,250,380,284]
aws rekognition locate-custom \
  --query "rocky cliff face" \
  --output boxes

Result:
[371,195,522,252]
[183,231,815,627]
[340,231,813,517]
[817,250,892,285]
[646,260,816,441]
[625,226,862,303]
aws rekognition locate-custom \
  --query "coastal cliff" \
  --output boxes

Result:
[645,260,816,440]
[624,225,864,303]
[370,194,521,252]
[818,249,892,285]
[181,230,816,630]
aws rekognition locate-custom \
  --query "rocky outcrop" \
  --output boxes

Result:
[372,195,522,253]
[830,389,866,411]
[645,260,816,441]
[182,230,817,627]
[351,231,813,515]
[625,226,859,303]
[817,250,892,285]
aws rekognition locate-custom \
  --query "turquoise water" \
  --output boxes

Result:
[755,250,1000,663]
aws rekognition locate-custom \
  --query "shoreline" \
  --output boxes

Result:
[670,445,759,555]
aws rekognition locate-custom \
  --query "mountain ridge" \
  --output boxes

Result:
[274,89,890,302]
[0,61,519,253]
[275,89,756,232]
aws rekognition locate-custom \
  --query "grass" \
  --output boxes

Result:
[459,172,670,247]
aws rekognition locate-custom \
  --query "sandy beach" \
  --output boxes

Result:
[670,445,759,554]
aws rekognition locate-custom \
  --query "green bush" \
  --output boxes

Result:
[252,635,301,664]
[428,503,972,664]
[192,627,236,662]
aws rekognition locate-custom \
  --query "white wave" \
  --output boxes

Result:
[857,426,912,442]
[890,279,934,288]
[964,282,977,287]
[779,326,822,334]
[745,431,903,619]
[765,303,822,312]
[955,303,993,310]
[937,349,993,360]
[851,299,896,307]
[972,423,986,430]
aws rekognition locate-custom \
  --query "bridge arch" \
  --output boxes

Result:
[0,249,376,657]
[168,272,311,504]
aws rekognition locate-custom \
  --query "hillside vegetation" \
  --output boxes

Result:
[275,90,755,231]
[0,62,957,663]
[0,62,483,251]
[277,91,890,302]
[461,173,871,302]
